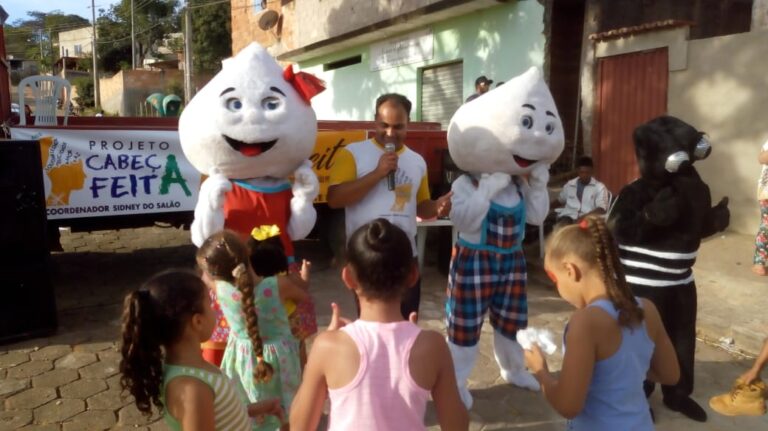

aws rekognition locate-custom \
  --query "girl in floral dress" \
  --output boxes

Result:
[247,224,315,368]
[753,140,768,276]
[197,230,307,430]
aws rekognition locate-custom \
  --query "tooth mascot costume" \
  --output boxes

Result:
[179,43,324,255]
[445,68,564,408]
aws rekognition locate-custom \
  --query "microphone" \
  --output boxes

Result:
[384,142,396,191]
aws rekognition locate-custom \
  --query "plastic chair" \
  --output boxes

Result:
[18,75,72,126]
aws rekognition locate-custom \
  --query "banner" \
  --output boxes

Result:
[310,130,367,203]
[10,128,201,220]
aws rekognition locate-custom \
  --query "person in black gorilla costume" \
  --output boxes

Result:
[608,116,730,423]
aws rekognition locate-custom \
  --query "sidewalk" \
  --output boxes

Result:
[693,232,768,356]
[0,227,766,430]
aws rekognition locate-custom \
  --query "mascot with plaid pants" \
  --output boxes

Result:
[445,68,564,409]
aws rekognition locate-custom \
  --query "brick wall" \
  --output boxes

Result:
[231,0,296,56]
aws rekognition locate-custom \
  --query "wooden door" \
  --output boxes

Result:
[594,48,668,193]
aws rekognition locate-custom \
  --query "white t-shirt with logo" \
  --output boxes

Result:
[329,139,430,256]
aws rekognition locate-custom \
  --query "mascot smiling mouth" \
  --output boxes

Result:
[513,155,537,168]
[223,135,278,157]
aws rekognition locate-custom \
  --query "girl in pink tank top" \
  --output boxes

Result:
[290,218,469,431]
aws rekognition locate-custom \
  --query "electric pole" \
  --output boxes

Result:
[183,0,193,102]
[38,29,44,71]
[131,0,135,69]
[91,0,100,110]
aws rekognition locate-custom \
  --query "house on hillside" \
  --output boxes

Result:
[58,26,92,59]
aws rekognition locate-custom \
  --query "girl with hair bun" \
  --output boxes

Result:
[290,218,468,431]
[197,231,306,430]
[119,270,283,430]
[524,216,680,430]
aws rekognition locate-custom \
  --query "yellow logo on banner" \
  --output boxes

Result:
[40,136,87,206]
[310,130,367,203]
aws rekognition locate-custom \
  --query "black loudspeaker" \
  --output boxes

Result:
[0,140,57,343]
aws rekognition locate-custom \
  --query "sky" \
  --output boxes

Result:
[1,0,121,24]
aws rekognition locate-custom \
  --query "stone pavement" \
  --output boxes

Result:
[693,231,768,355]
[0,226,766,430]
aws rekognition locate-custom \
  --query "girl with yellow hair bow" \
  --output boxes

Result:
[248,225,316,368]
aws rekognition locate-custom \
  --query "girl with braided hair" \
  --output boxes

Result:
[523,216,680,430]
[119,270,283,430]
[197,231,306,430]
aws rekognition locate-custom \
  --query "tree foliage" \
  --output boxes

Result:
[190,0,232,73]
[72,76,95,108]
[96,0,180,73]
[2,0,232,78]
[3,10,89,73]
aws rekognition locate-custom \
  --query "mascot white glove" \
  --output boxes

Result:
[190,168,232,247]
[451,173,512,233]
[522,163,551,226]
[287,160,320,241]
[479,172,512,199]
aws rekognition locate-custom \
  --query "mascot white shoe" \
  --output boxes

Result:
[179,43,324,257]
[445,68,564,408]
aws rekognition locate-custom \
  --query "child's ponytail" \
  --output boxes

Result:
[548,216,644,328]
[583,217,645,328]
[199,230,274,384]
[233,263,274,383]
[119,270,206,417]
[120,290,163,416]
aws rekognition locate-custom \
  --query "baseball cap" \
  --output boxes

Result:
[475,75,493,86]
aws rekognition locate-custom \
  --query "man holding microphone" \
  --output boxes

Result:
[327,93,452,318]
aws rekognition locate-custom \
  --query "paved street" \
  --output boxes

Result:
[0,226,766,430]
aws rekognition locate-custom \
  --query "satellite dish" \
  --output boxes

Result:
[257,9,280,31]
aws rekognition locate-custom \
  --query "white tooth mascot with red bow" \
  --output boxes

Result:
[179,43,324,254]
[445,68,564,408]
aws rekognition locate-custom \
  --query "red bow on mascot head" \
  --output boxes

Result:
[283,65,326,104]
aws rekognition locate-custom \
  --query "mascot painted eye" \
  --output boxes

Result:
[545,121,556,135]
[226,98,243,111]
[521,115,534,129]
[262,97,281,111]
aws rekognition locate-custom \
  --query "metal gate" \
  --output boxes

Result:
[594,48,668,194]
[420,61,463,129]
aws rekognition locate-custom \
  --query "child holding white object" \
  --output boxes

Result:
[525,216,680,430]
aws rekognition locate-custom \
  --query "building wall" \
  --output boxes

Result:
[668,28,768,236]
[99,69,212,116]
[291,0,446,50]
[99,71,125,116]
[58,27,92,58]
[295,1,545,122]
[231,0,293,55]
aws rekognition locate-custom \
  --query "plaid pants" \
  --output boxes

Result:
[446,244,528,346]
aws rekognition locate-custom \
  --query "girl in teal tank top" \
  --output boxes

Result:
[119,270,283,430]
[523,216,681,430]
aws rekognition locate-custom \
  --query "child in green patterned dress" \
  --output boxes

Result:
[197,230,307,431]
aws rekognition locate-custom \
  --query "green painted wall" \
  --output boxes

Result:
[298,1,545,124]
